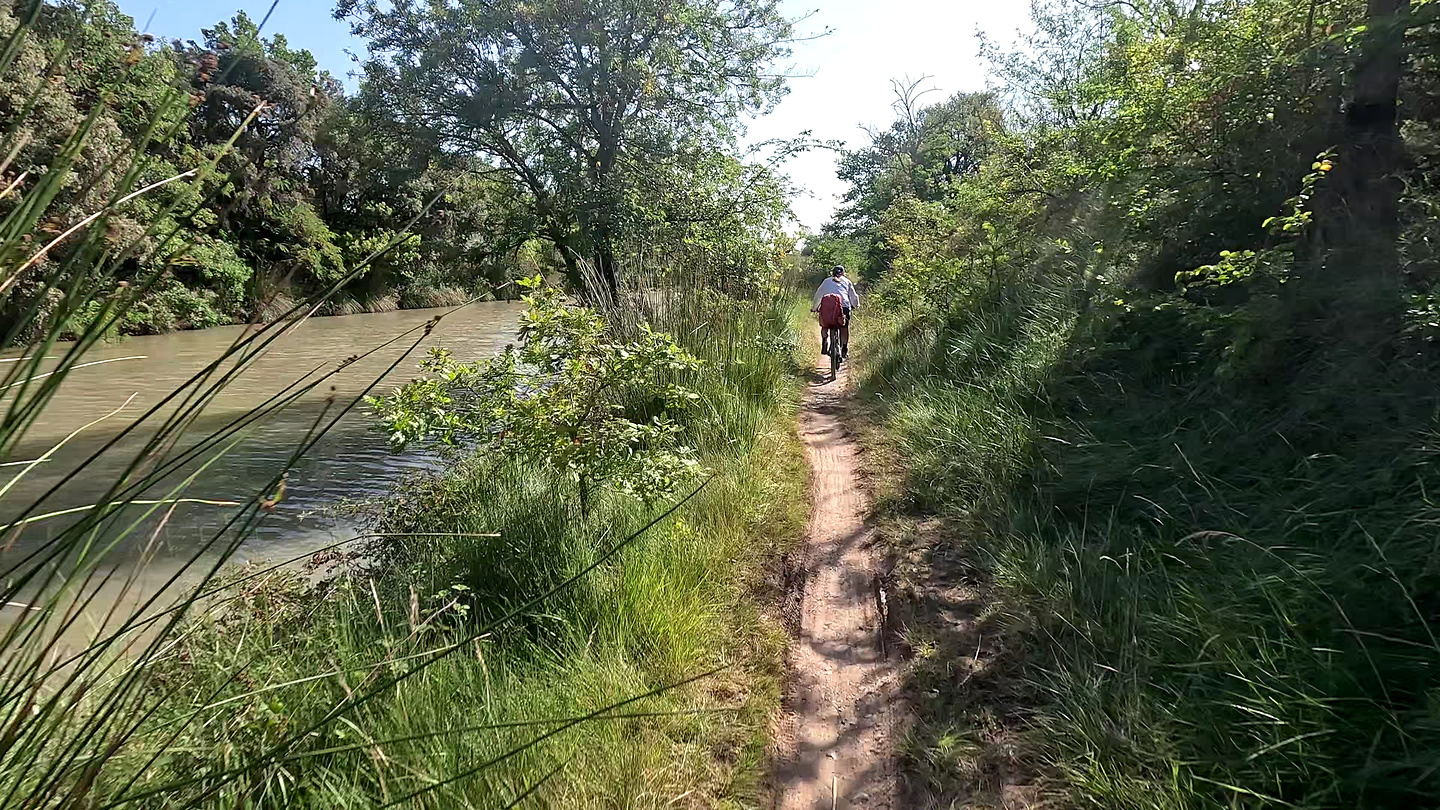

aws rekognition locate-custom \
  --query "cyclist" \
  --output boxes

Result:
[811,265,860,360]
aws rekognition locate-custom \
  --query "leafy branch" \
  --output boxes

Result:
[370,275,703,512]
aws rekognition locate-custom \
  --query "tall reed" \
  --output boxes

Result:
[0,8,617,806]
[0,9,811,804]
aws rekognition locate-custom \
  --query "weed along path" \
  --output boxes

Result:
[774,361,900,809]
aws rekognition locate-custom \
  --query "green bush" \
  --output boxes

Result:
[370,276,705,510]
[860,251,1440,805]
[169,234,255,311]
[840,2,1440,804]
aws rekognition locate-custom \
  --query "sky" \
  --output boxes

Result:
[113,0,1034,231]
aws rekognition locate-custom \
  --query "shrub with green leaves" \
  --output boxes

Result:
[371,276,703,509]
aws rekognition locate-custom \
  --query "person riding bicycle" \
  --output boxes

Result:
[811,265,860,360]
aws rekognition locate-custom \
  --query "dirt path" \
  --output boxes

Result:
[774,362,900,809]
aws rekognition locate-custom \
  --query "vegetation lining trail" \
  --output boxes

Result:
[775,361,899,810]
[814,0,1440,804]
[0,0,811,803]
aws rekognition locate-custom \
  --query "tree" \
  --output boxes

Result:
[831,83,1002,279]
[312,100,539,298]
[185,13,346,287]
[834,82,1002,232]
[979,0,1116,130]
[338,0,795,294]
[1327,0,1409,270]
[622,142,796,293]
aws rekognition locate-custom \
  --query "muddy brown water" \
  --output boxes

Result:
[0,303,525,580]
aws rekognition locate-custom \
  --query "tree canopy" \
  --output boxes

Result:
[338,0,796,293]
[0,0,799,336]
[833,80,1003,236]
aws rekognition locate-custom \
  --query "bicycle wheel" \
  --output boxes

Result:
[829,330,841,377]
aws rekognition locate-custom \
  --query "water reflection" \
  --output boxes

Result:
[1,303,523,568]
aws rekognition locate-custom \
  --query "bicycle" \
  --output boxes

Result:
[821,324,842,380]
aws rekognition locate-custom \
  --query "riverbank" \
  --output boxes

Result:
[86,290,812,807]
[2,304,529,563]
[71,284,521,340]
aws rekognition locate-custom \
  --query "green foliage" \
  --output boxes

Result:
[169,235,254,307]
[1177,152,1334,292]
[340,229,421,282]
[0,0,803,334]
[802,233,867,276]
[626,148,798,297]
[341,0,796,291]
[0,1,558,336]
[834,81,1004,240]
[0,0,809,806]
[840,0,1440,806]
[371,277,703,507]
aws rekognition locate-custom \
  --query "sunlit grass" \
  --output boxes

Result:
[857,273,1440,807]
[115,289,810,807]
[0,7,811,806]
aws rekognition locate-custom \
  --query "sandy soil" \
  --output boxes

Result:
[773,361,901,809]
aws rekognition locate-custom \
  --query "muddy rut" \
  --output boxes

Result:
[773,362,900,809]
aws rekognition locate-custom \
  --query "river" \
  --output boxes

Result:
[2,303,525,576]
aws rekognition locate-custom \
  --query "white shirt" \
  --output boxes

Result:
[812,276,859,310]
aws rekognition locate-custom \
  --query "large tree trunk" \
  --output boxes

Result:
[1310,0,1408,345]
[595,238,619,298]
[1330,0,1408,271]
[592,130,622,298]
[1288,0,1411,424]
[551,228,584,291]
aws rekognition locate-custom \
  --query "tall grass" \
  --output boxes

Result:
[116,287,810,807]
[0,12,498,805]
[0,7,810,807]
[858,266,1440,807]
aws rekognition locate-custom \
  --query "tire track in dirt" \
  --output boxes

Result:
[773,361,900,809]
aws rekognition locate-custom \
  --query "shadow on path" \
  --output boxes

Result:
[772,359,901,810]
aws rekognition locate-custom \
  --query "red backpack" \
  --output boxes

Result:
[818,293,846,328]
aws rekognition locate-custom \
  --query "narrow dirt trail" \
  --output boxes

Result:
[774,361,900,809]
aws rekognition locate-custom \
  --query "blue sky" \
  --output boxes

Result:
[114,0,1033,231]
